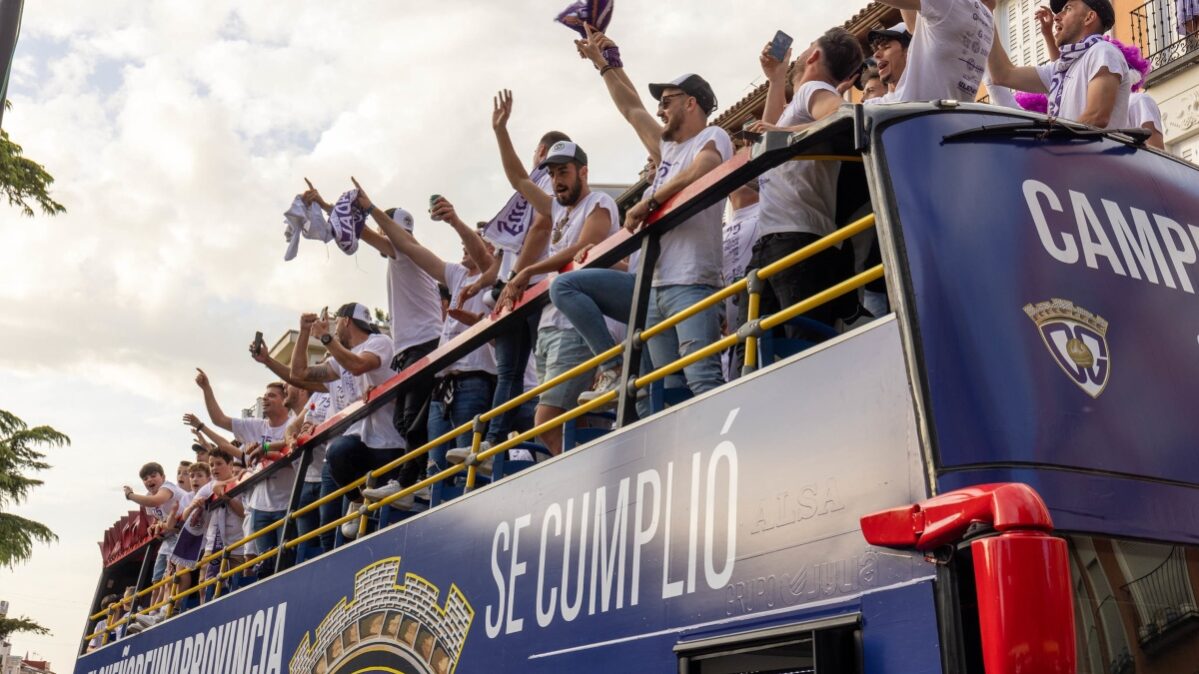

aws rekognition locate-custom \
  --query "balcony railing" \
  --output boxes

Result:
[1120,545,1199,648]
[1132,0,1199,81]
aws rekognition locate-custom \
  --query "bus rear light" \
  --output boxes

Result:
[861,483,1076,674]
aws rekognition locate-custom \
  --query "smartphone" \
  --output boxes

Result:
[769,30,793,62]
[320,306,329,321]
[429,194,444,221]
[253,331,266,353]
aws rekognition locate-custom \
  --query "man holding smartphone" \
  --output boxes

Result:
[736,28,864,361]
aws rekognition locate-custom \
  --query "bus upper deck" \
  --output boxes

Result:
[77,102,1199,674]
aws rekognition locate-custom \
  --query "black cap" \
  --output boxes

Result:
[191,443,206,453]
[1050,0,1115,32]
[648,74,718,116]
[537,140,589,170]
[868,23,912,49]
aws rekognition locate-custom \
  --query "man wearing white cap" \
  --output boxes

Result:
[986,0,1131,129]
[872,0,993,103]
[562,25,734,407]
[487,89,621,454]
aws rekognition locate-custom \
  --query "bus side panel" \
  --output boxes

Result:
[862,580,942,674]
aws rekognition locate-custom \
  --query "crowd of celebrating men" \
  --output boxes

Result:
[111,0,1160,632]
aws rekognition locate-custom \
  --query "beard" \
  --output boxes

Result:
[555,180,583,206]
[661,112,685,143]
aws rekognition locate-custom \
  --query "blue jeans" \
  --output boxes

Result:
[549,269,635,372]
[646,283,725,396]
[427,374,495,473]
[295,481,322,562]
[486,310,540,445]
[318,462,340,553]
[249,508,285,558]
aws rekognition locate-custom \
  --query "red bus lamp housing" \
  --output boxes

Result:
[861,483,1076,674]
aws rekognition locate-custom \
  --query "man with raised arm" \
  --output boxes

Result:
[871,0,992,104]
[481,128,571,457]
[739,28,865,357]
[193,371,296,564]
[561,26,733,406]
[351,183,498,496]
[302,182,443,491]
[289,302,403,541]
[986,0,1130,128]
[480,90,621,455]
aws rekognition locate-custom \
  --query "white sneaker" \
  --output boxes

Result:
[446,443,493,477]
[341,504,363,540]
[362,480,414,510]
[578,367,622,405]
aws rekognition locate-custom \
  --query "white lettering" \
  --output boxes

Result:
[631,469,661,606]
[661,462,684,599]
[588,479,630,615]
[536,503,561,627]
[1156,215,1197,294]
[560,495,588,622]
[1104,201,1171,285]
[505,514,531,634]
[1024,179,1078,263]
[485,522,509,639]
[704,442,738,589]
[1070,190,1126,275]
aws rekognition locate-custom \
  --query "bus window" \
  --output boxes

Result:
[676,618,860,674]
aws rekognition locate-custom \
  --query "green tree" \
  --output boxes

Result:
[0,101,66,217]
[0,408,68,638]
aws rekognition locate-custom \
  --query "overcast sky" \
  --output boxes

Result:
[0,1,870,668]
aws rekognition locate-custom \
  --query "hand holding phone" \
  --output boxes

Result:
[768,30,793,62]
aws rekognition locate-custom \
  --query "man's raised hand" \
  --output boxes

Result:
[577,24,614,67]
[492,89,513,130]
[760,43,791,81]
[183,413,203,429]
[430,197,460,224]
[350,176,372,211]
[195,368,210,389]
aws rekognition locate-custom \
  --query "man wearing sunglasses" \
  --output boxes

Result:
[558,25,734,409]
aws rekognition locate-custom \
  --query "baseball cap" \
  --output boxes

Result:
[1050,0,1115,32]
[868,22,912,48]
[537,140,589,170]
[336,302,380,333]
[384,207,415,233]
[191,443,206,454]
[648,73,718,116]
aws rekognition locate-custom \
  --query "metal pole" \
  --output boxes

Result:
[273,448,313,574]
[616,234,660,427]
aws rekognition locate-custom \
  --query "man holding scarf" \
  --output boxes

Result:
[986,0,1132,129]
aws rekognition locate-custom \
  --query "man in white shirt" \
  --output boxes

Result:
[302,183,444,518]
[291,302,406,540]
[986,0,1131,129]
[488,94,621,454]
[741,28,864,357]
[872,0,993,104]
[555,27,734,409]
[484,129,575,453]
[352,184,498,499]
[194,370,295,565]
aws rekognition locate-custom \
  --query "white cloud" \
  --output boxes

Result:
[0,1,872,668]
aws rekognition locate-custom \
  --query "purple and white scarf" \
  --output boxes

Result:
[483,167,547,252]
[328,189,366,255]
[556,0,621,67]
[1049,34,1104,118]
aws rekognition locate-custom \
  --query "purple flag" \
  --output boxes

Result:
[329,189,365,255]
[483,168,547,253]
[555,0,621,66]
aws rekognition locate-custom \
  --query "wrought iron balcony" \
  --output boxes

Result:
[1119,545,1199,651]
[1132,0,1199,83]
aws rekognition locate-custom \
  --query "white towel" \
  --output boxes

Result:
[282,196,333,261]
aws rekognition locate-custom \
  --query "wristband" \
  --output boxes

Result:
[599,64,618,77]
[602,46,623,68]
[363,204,375,217]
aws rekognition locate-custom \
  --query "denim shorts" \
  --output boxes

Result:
[152,550,170,581]
[534,327,596,410]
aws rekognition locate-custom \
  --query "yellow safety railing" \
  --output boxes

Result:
[84,210,882,649]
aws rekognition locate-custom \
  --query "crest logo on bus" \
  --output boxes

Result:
[289,557,474,674]
[1023,298,1111,398]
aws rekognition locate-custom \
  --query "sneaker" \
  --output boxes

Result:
[362,480,414,509]
[341,504,363,540]
[578,367,622,405]
[133,612,162,629]
[835,305,876,334]
[446,443,494,477]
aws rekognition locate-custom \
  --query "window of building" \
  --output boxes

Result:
[675,615,860,674]
[998,0,1052,67]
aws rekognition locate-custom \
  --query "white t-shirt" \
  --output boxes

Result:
[1128,92,1163,133]
[758,81,841,239]
[231,416,294,512]
[438,262,497,375]
[146,481,188,554]
[722,204,761,286]
[387,227,444,354]
[649,126,735,287]
[182,482,213,536]
[328,333,405,449]
[1035,40,1132,129]
[300,367,358,482]
[205,487,245,556]
[879,0,992,104]
[540,191,620,331]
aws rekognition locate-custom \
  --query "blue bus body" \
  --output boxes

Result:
[76,105,1199,674]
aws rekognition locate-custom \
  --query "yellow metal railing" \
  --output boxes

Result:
[85,209,881,648]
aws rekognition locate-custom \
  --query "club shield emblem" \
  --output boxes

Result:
[1024,298,1111,398]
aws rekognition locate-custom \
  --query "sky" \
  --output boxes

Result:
[0,1,870,669]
